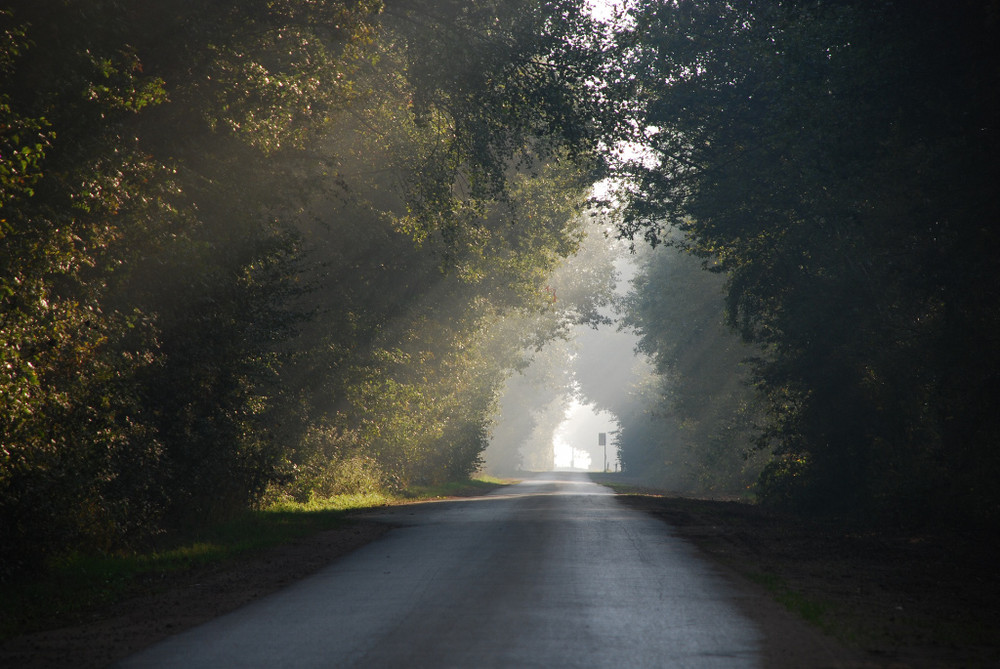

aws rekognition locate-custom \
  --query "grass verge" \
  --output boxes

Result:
[745,571,831,629]
[402,475,511,500]
[1,478,509,641]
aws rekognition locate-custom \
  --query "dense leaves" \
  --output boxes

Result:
[616,246,765,496]
[0,0,605,576]
[4,0,997,579]
[602,0,1000,521]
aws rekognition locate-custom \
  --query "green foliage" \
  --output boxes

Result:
[266,425,386,503]
[0,0,605,578]
[614,246,764,495]
[747,571,830,629]
[481,211,624,476]
[602,0,1000,520]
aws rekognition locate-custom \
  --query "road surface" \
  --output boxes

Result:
[116,472,766,668]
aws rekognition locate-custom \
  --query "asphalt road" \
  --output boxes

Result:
[115,472,765,668]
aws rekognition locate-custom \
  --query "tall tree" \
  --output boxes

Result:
[1,0,613,574]
[600,0,1000,519]
[617,246,764,495]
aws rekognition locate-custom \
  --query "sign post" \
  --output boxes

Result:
[598,432,607,472]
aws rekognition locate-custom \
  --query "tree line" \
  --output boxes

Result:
[601,0,1000,522]
[0,0,610,576]
[3,0,998,577]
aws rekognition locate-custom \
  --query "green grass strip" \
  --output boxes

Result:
[402,475,510,500]
[746,571,831,628]
[1,480,508,640]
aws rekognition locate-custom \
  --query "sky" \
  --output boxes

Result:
[585,0,625,24]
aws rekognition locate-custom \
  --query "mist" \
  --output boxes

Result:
[483,220,654,475]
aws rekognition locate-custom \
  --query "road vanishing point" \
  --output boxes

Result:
[114,472,816,668]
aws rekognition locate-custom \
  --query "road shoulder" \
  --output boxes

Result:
[613,492,999,669]
[0,520,389,669]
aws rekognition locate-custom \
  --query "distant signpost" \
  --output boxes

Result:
[599,432,607,472]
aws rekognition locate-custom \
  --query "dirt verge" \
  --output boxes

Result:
[2,491,996,668]
[615,493,1000,668]
[0,520,389,669]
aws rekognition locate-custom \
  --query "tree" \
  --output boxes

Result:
[600,0,1000,520]
[1,0,615,574]
[617,245,764,495]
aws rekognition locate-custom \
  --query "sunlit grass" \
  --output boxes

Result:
[472,474,510,485]
[402,474,513,500]
[266,490,395,513]
[0,480,509,640]
[592,480,650,495]
[588,472,670,497]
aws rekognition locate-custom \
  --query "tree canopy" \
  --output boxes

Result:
[0,0,608,576]
[599,0,1000,520]
[2,0,999,577]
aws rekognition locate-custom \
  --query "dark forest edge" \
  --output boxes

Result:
[2,0,999,582]
[603,0,1000,528]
